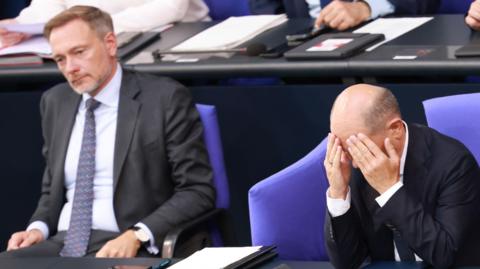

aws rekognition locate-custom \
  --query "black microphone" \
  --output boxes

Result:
[152,43,267,59]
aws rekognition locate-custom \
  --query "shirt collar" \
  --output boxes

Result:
[81,63,122,109]
[399,121,409,179]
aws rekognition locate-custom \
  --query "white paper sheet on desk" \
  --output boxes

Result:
[353,17,433,51]
[2,23,45,35]
[171,15,287,51]
[0,36,51,57]
[168,246,262,269]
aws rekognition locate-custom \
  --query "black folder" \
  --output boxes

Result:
[284,32,384,60]
[117,32,160,61]
[455,31,480,58]
[224,246,277,269]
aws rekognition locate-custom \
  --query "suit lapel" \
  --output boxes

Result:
[352,169,395,260]
[113,71,141,192]
[52,89,81,185]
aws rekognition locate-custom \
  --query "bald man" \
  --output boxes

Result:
[323,84,480,268]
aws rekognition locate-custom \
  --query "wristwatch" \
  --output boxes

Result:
[132,227,150,245]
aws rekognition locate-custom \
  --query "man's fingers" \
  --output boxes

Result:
[18,234,36,248]
[357,133,383,157]
[466,16,480,30]
[7,236,22,251]
[347,137,368,169]
[384,137,399,162]
[96,247,108,258]
[328,13,344,29]
[326,133,335,163]
[315,13,325,28]
[333,145,342,169]
[348,135,375,162]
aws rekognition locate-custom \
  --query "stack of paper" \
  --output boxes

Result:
[171,15,287,51]
[0,36,51,57]
[353,17,433,51]
[167,246,278,269]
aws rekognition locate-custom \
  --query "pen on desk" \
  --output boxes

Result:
[151,259,171,269]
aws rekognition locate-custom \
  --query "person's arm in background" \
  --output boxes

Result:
[0,19,29,48]
[466,1,480,31]
[386,0,440,15]
[0,0,65,48]
[111,0,208,33]
[248,0,285,15]
[315,0,395,31]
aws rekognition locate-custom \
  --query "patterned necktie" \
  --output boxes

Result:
[60,98,101,257]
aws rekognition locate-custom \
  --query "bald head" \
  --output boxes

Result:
[331,84,401,133]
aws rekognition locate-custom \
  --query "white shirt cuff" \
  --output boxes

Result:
[375,181,403,207]
[135,222,159,255]
[363,0,395,19]
[27,221,49,240]
[326,187,351,217]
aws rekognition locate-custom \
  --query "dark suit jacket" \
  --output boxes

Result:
[249,0,441,18]
[30,70,216,247]
[325,124,480,269]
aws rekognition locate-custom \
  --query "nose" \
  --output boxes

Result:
[65,57,80,75]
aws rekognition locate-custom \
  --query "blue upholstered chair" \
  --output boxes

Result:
[423,93,480,163]
[203,0,251,20]
[162,104,232,257]
[437,0,470,14]
[196,104,230,211]
[248,138,329,261]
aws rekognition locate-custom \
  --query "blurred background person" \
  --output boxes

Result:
[0,0,210,48]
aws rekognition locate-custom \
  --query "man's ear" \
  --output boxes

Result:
[104,32,117,57]
[386,118,404,141]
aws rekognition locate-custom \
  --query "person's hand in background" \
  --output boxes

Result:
[315,1,371,31]
[0,19,30,49]
[466,1,480,31]
[7,229,45,251]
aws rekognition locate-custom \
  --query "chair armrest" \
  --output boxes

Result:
[162,208,224,258]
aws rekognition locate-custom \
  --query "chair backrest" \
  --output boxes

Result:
[423,93,480,164]
[248,138,329,261]
[203,0,251,20]
[196,104,229,209]
[437,0,470,14]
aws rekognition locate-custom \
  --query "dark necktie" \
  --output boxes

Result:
[393,230,415,261]
[60,98,101,257]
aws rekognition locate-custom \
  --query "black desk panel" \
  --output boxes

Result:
[0,15,478,82]
[130,15,480,79]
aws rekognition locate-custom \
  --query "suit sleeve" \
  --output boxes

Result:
[15,0,66,24]
[387,0,440,15]
[111,0,196,33]
[28,91,57,234]
[140,83,216,244]
[325,205,369,269]
[375,153,480,268]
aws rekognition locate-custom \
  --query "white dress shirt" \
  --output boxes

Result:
[305,0,395,20]
[326,122,422,261]
[28,64,158,254]
[15,0,210,33]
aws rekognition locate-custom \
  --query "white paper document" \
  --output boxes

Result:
[354,17,433,51]
[171,15,287,51]
[2,23,45,35]
[168,246,262,269]
[0,36,51,57]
